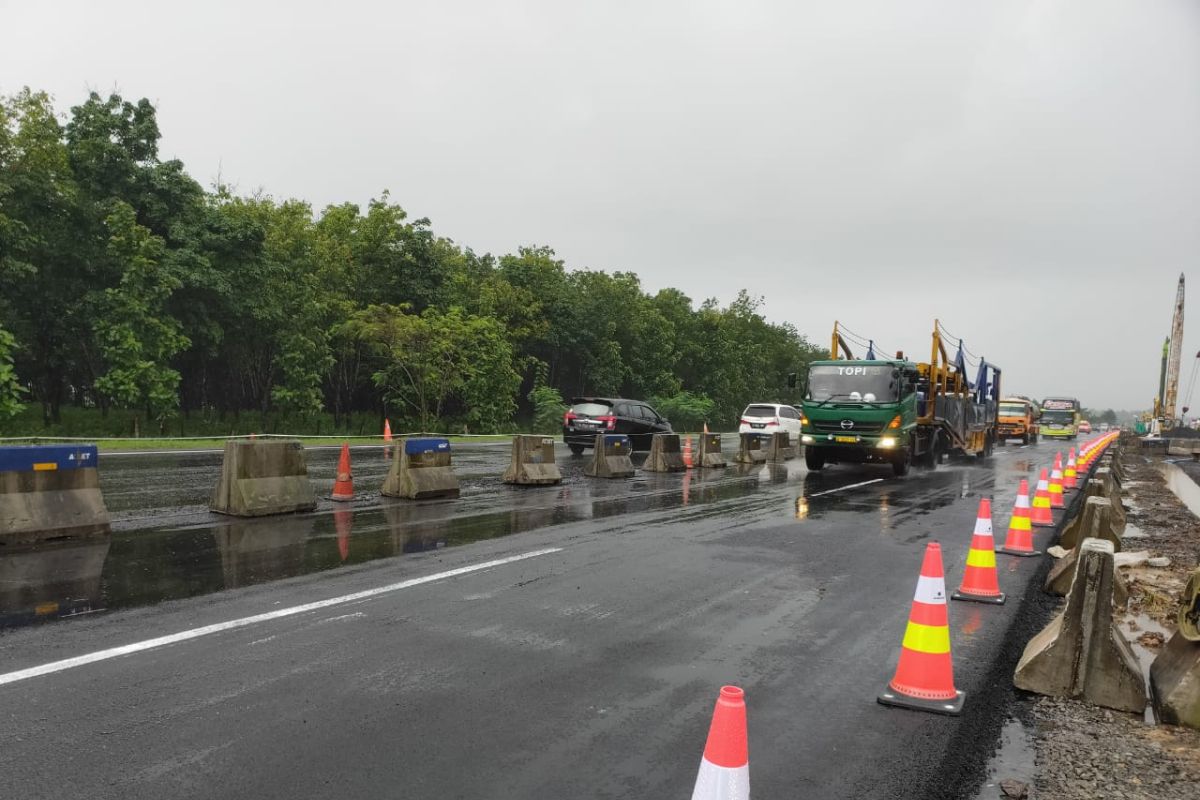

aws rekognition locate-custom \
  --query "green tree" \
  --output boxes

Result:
[0,325,24,420]
[93,202,189,434]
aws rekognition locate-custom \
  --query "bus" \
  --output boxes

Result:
[1040,396,1081,439]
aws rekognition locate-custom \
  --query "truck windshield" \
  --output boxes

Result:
[807,365,897,403]
[999,403,1027,416]
[1042,410,1075,424]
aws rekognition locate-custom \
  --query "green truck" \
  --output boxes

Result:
[799,321,1001,476]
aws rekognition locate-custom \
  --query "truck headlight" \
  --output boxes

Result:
[801,435,815,444]
[878,437,897,448]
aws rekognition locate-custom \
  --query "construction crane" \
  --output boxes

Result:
[1153,274,1186,430]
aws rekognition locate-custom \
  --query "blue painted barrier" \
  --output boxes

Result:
[0,445,99,473]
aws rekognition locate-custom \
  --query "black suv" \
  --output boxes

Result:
[562,397,673,454]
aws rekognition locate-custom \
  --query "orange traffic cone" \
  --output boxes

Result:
[331,442,354,501]
[1048,454,1065,509]
[334,505,352,561]
[952,498,1006,604]
[703,421,710,435]
[1063,448,1077,491]
[683,436,694,469]
[878,542,965,715]
[1031,468,1054,528]
[383,418,394,459]
[690,686,749,800]
[997,480,1039,557]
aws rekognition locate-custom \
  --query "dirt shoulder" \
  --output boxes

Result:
[1029,450,1200,800]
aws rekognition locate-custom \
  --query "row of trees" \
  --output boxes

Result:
[0,89,825,435]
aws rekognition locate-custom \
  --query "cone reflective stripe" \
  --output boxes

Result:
[878,542,965,715]
[997,479,1039,556]
[1048,453,1065,509]
[1031,468,1054,527]
[952,498,1006,604]
[1063,448,1078,490]
[691,686,749,800]
[331,442,354,501]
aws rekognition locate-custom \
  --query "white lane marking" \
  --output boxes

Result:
[806,478,884,498]
[0,548,562,687]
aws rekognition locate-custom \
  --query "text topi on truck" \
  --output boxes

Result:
[799,321,1001,476]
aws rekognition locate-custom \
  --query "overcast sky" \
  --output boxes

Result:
[4,1,1199,411]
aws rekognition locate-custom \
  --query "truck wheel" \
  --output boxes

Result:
[568,443,586,456]
[919,435,941,470]
[892,448,912,477]
[805,446,825,471]
[1021,433,1030,445]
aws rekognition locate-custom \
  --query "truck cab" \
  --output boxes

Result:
[997,397,1040,445]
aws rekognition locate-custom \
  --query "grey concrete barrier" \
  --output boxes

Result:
[698,433,726,468]
[1015,538,1146,713]
[1167,439,1200,460]
[210,439,317,517]
[1150,631,1200,729]
[502,436,562,485]
[1046,499,1129,605]
[766,431,797,462]
[585,434,635,478]
[381,438,461,500]
[0,445,110,546]
[643,433,687,473]
[735,433,768,464]
[1059,496,1123,554]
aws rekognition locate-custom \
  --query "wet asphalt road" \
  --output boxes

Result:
[0,439,1078,799]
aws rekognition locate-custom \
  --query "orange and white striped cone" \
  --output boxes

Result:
[1031,468,1054,528]
[997,480,1039,557]
[878,542,965,715]
[690,686,749,800]
[1063,448,1078,491]
[331,442,354,501]
[383,418,394,459]
[1048,454,1065,509]
[952,498,1006,604]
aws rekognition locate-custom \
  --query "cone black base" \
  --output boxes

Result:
[951,590,1006,605]
[996,546,1040,557]
[877,688,965,716]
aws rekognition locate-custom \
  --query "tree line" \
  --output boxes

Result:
[0,89,825,436]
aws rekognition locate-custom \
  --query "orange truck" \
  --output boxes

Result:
[997,396,1040,445]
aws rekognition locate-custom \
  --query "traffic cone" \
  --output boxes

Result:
[683,436,694,469]
[997,480,1039,557]
[334,505,352,561]
[1031,469,1054,527]
[1063,448,1077,491]
[331,442,354,501]
[690,686,749,800]
[383,418,393,459]
[1048,454,1065,509]
[878,542,965,715]
[952,498,1006,604]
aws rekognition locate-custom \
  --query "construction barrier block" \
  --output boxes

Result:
[585,434,635,479]
[0,445,110,545]
[766,431,797,462]
[1015,538,1146,713]
[1046,501,1130,604]
[734,433,768,464]
[502,435,562,485]
[643,433,687,473]
[1150,630,1200,728]
[1058,496,1123,555]
[698,433,726,468]
[209,440,318,517]
[381,438,461,500]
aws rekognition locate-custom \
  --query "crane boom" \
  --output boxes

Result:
[1164,274,1185,424]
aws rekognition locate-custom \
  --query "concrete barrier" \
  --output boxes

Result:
[1150,631,1200,728]
[1015,538,1146,713]
[766,431,797,462]
[502,436,562,486]
[734,433,768,464]
[0,445,110,545]
[381,438,461,500]
[210,439,317,517]
[1167,439,1200,460]
[643,433,687,473]
[585,434,635,478]
[698,433,726,469]
[1059,496,1123,553]
[1046,499,1129,605]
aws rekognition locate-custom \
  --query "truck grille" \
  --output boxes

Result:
[812,419,883,434]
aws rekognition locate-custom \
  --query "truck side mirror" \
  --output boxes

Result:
[787,372,798,389]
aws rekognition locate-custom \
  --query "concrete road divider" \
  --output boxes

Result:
[766,431,797,462]
[1015,538,1146,713]
[734,433,767,465]
[210,439,317,517]
[0,445,110,545]
[381,438,461,500]
[690,686,750,800]
[697,433,726,468]
[1046,499,1128,606]
[1150,568,1200,728]
[1059,495,1123,554]
[502,436,562,486]
[585,434,635,478]
[644,433,687,473]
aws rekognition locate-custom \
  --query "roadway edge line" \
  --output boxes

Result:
[0,547,563,687]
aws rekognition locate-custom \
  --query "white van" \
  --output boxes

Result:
[738,403,803,438]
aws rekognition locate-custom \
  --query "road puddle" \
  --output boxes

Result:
[971,715,1037,799]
